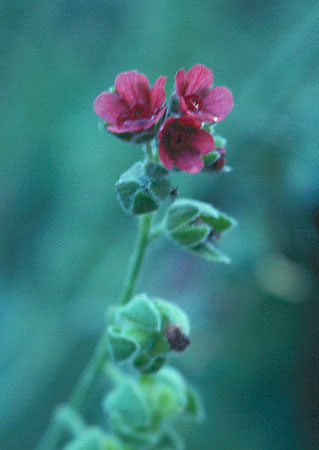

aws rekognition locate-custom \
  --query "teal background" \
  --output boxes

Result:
[1,1,319,449]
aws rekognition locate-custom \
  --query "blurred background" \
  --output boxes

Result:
[1,1,319,449]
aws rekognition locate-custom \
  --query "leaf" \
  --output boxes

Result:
[107,326,137,361]
[118,294,161,331]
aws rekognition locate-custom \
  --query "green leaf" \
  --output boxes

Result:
[105,380,152,428]
[118,294,161,331]
[107,326,137,361]
[171,225,210,246]
[190,242,231,263]
[154,299,190,335]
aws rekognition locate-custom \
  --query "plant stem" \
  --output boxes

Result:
[119,213,153,304]
[36,213,153,450]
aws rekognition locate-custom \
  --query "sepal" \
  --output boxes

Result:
[116,161,171,215]
[104,367,203,449]
[108,294,190,373]
[165,198,236,263]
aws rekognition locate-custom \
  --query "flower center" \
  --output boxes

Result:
[169,128,188,152]
[117,103,151,127]
[184,94,203,112]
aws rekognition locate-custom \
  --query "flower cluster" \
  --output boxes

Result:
[94,64,233,174]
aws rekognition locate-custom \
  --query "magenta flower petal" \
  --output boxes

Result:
[190,129,214,155]
[203,86,234,121]
[93,92,127,123]
[184,64,213,94]
[159,141,174,170]
[175,68,186,96]
[114,71,150,105]
[174,149,204,173]
[150,76,167,110]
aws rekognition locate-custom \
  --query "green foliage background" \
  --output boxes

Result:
[1,1,319,449]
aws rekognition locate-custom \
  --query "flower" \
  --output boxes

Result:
[175,64,233,123]
[158,116,214,173]
[93,70,166,134]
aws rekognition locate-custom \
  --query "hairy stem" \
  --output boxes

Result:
[36,213,153,450]
[119,213,153,304]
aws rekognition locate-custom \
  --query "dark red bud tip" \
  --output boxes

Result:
[165,325,190,352]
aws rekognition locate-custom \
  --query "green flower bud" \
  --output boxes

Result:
[116,161,171,215]
[104,367,204,449]
[107,294,190,374]
[165,198,236,263]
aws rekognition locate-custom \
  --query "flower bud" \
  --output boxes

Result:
[165,198,236,263]
[104,366,204,449]
[107,294,190,374]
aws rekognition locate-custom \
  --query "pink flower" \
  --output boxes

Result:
[93,71,167,134]
[175,64,233,123]
[158,116,214,173]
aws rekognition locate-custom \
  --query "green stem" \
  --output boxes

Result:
[119,213,153,304]
[36,213,153,450]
